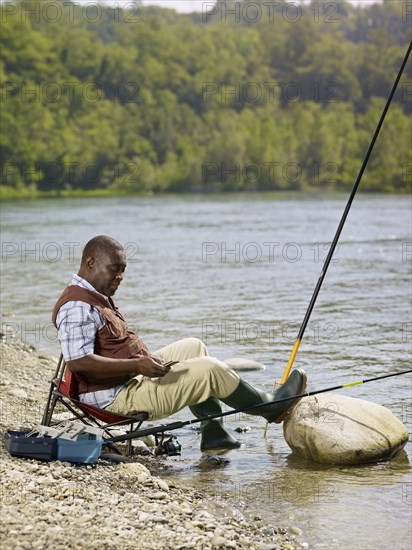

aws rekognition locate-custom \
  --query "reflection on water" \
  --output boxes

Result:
[164,427,411,550]
[1,193,411,549]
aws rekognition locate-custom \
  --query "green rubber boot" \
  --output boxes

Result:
[222,369,307,424]
[190,397,241,451]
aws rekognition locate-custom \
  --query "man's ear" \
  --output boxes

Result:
[85,256,96,270]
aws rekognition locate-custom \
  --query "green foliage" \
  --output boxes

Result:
[0,0,410,196]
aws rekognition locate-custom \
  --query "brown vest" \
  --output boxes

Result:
[52,285,149,394]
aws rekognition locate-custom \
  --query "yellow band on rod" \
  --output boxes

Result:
[280,339,301,384]
[342,380,363,388]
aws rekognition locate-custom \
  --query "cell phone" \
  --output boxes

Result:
[164,360,179,368]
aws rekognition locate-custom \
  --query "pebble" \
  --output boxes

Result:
[210,535,227,546]
[8,388,28,399]
[154,477,169,492]
[151,514,168,523]
[235,426,252,433]
[0,333,305,550]
[150,491,168,500]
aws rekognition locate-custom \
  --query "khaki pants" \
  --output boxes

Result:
[106,338,240,420]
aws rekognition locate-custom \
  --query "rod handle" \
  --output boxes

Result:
[280,339,301,383]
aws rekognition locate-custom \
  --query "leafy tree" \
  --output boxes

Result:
[0,0,410,196]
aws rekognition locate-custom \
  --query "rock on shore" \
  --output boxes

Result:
[0,332,303,550]
[283,393,409,465]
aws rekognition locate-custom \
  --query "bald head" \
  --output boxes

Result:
[79,236,126,297]
[81,235,123,265]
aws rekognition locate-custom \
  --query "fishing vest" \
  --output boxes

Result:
[52,285,149,394]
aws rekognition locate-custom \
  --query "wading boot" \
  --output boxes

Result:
[222,369,307,424]
[190,397,241,451]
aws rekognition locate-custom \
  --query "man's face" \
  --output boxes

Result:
[86,247,127,297]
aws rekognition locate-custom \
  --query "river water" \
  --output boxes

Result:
[1,193,411,549]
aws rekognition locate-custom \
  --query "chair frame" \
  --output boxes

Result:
[41,354,149,456]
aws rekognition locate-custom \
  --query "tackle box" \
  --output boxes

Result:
[4,424,103,464]
[4,430,57,461]
[56,433,102,464]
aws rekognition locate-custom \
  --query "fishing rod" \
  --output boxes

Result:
[108,369,412,443]
[279,40,412,386]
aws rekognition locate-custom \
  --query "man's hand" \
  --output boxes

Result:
[135,356,171,378]
[67,354,172,385]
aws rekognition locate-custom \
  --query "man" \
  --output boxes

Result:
[53,235,307,451]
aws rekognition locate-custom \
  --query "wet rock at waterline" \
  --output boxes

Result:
[224,357,266,371]
[283,394,409,465]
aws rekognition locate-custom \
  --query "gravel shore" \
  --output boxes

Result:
[0,329,304,550]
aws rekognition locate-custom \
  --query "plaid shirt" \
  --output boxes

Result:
[55,275,127,408]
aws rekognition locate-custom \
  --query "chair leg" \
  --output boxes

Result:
[41,354,66,425]
[126,423,135,456]
[41,393,59,426]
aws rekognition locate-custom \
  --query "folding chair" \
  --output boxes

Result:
[41,354,149,456]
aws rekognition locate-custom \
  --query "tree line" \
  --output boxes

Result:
[1,0,411,196]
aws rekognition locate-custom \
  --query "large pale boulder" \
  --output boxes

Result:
[283,393,409,465]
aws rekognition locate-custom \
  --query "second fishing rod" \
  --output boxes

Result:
[108,369,412,443]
